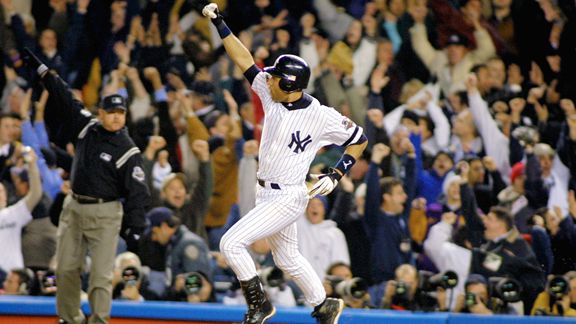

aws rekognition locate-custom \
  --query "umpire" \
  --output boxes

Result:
[25,50,150,324]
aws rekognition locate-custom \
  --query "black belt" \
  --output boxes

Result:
[72,193,115,204]
[257,179,281,190]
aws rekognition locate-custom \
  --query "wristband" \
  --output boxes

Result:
[333,154,356,178]
[213,16,231,39]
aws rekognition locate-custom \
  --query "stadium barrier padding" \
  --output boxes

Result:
[0,296,572,323]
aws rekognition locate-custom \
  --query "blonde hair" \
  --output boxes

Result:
[399,79,425,104]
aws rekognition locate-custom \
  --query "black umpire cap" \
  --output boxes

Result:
[101,94,127,111]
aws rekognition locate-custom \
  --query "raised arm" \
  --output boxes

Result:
[202,3,255,73]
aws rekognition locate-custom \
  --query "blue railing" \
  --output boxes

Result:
[0,296,573,323]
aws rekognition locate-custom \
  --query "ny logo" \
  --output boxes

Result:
[288,131,312,153]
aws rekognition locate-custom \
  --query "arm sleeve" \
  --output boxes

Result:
[320,107,365,147]
[460,183,485,247]
[468,91,511,180]
[33,122,51,149]
[120,152,151,229]
[156,93,181,172]
[243,65,261,85]
[10,14,36,51]
[409,23,441,70]
[250,71,274,114]
[383,105,406,138]
[328,189,354,225]
[427,101,451,150]
[364,162,382,229]
[524,153,549,209]
[42,72,93,142]
[190,161,213,223]
[423,221,453,265]
[469,27,497,64]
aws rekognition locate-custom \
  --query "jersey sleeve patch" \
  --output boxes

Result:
[132,166,145,182]
[341,117,356,130]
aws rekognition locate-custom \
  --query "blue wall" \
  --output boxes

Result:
[0,296,573,324]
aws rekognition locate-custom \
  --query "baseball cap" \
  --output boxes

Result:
[446,34,469,48]
[101,94,127,111]
[465,273,488,288]
[510,162,525,184]
[189,81,215,96]
[146,207,174,228]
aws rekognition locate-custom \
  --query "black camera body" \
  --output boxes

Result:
[260,266,286,289]
[489,277,522,303]
[420,270,459,292]
[121,266,141,287]
[39,270,57,296]
[184,272,204,296]
[325,276,369,300]
[465,292,477,307]
[547,276,570,300]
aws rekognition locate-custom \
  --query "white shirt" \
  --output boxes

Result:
[0,200,33,272]
[252,72,364,185]
[297,216,350,280]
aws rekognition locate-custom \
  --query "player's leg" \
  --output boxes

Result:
[219,190,305,323]
[268,223,344,324]
[267,223,325,305]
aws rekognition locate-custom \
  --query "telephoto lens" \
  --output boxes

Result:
[184,272,204,295]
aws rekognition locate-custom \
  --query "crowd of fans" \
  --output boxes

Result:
[0,0,575,317]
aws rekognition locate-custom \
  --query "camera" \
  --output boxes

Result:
[121,266,141,287]
[39,270,57,296]
[465,292,477,307]
[547,276,570,300]
[335,278,368,300]
[489,277,522,303]
[325,276,369,300]
[511,126,539,147]
[184,272,204,295]
[420,271,459,292]
[260,266,286,289]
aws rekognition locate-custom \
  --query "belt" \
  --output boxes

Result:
[257,179,281,190]
[71,193,115,204]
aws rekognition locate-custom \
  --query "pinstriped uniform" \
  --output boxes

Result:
[220,71,363,306]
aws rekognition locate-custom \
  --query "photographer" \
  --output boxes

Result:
[111,252,152,302]
[259,266,297,307]
[381,264,444,311]
[471,206,546,314]
[454,274,519,315]
[169,271,215,303]
[324,262,371,309]
[531,272,576,316]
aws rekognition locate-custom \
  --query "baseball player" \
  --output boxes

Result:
[202,3,367,324]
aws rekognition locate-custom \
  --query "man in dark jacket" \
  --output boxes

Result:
[26,50,150,324]
[471,206,546,315]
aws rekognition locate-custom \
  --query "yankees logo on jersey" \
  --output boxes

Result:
[252,72,364,185]
[288,131,312,153]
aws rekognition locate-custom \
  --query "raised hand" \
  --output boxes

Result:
[371,143,391,164]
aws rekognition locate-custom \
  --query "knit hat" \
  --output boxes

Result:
[510,162,525,184]
[442,172,462,196]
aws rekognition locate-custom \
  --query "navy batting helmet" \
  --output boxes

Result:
[263,55,310,93]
